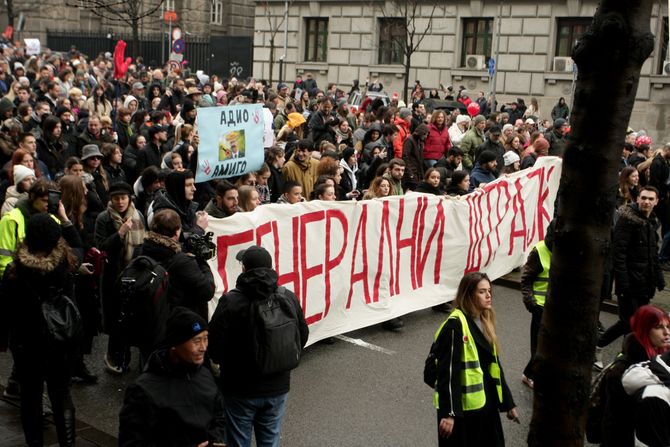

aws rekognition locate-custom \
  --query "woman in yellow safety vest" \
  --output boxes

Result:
[434,272,518,446]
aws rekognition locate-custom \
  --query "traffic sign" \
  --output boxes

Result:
[163,10,177,22]
[172,38,185,54]
[488,58,496,77]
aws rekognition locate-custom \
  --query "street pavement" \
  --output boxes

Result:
[0,282,634,446]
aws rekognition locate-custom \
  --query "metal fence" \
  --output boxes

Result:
[46,30,211,73]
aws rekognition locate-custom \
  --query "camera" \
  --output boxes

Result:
[183,232,217,261]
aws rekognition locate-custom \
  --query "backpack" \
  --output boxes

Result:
[585,360,618,444]
[423,339,439,388]
[41,288,83,346]
[250,286,302,375]
[115,255,169,349]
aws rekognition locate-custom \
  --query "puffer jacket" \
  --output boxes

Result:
[612,203,664,295]
[424,123,451,161]
[460,127,485,169]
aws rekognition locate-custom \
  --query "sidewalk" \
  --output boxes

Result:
[496,270,670,312]
[0,392,116,447]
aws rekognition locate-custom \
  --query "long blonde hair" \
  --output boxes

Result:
[454,272,498,350]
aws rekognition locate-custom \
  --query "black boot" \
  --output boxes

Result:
[54,408,76,447]
[72,357,98,384]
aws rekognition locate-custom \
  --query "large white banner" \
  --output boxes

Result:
[207,157,562,345]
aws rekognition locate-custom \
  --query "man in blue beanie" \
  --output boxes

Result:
[119,306,226,447]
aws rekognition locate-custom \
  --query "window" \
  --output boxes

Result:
[555,18,591,57]
[659,17,668,74]
[304,18,328,62]
[165,0,175,10]
[461,18,493,66]
[378,18,405,65]
[210,0,223,25]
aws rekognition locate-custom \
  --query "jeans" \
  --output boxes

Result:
[224,393,288,447]
[424,159,438,168]
[660,231,670,263]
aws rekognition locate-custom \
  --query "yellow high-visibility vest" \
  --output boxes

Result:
[533,240,551,307]
[433,308,503,412]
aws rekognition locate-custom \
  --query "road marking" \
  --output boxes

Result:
[334,335,396,355]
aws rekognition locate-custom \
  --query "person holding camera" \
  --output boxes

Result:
[134,209,215,321]
[307,97,337,147]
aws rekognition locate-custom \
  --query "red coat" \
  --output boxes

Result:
[423,123,451,161]
[393,117,411,159]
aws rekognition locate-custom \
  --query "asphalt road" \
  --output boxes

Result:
[0,284,619,446]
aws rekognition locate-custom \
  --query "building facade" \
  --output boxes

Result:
[253,0,670,142]
[0,0,255,41]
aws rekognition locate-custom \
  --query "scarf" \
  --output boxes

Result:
[108,201,146,265]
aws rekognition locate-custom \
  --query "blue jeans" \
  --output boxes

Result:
[224,393,288,447]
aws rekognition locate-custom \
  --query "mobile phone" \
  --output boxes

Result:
[47,190,61,215]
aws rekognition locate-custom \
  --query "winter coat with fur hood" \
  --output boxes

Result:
[0,239,78,352]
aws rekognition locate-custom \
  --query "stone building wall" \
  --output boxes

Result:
[0,0,255,42]
[253,0,670,142]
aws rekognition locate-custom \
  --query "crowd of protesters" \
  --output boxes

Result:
[0,37,669,446]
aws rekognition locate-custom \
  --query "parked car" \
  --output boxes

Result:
[348,91,390,114]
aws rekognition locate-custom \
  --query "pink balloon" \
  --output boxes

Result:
[467,102,480,117]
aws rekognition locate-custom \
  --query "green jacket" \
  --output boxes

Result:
[459,128,485,169]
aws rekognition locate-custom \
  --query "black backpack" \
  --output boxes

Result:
[250,286,302,375]
[115,255,169,349]
[423,339,439,388]
[585,360,618,444]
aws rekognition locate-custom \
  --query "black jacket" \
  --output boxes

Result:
[414,182,442,195]
[613,203,664,295]
[307,110,336,146]
[268,164,284,203]
[434,311,515,418]
[0,239,77,352]
[119,349,226,447]
[151,184,203,238]
[135,232,215,321]
[36,137,67,178]
[599,334,650,447]
[208,268,309,398]
[138,141,163,172]
[544,129,568,157]
[649,154,670,201]
[474,140,505,175]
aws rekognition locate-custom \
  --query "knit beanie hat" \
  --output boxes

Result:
[533,137,550,154]
[25,214,61,253]
[399,108,412,119]
[164,306,208,347]
[0,97,14,116]
[503,151,520,166]
[13,165,35,185]
[478,150,498,164]
[456,115,471,125]
[473,115,486,125]
[553,118,567,129]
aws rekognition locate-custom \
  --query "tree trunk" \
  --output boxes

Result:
[403,51,411,104]
[269,36,275,86]
[528,1,654,446]
[131,17,140,60]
